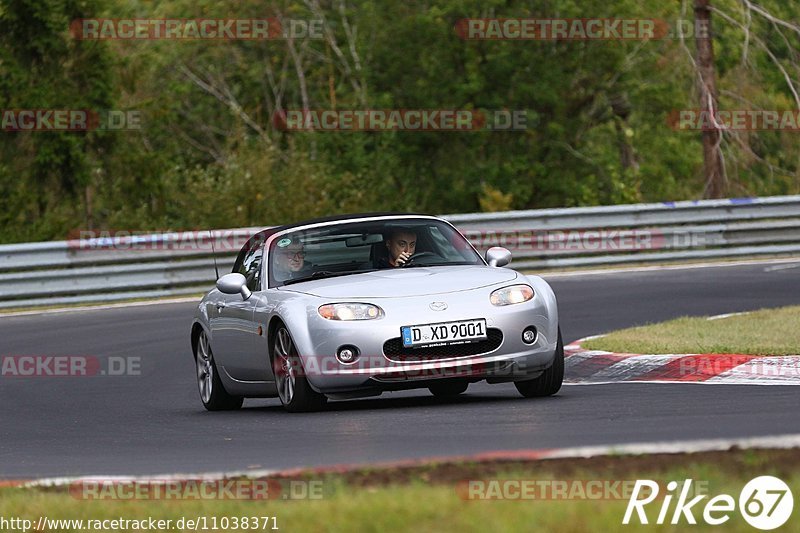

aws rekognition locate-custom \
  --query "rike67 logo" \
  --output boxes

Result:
[623,476,793,530]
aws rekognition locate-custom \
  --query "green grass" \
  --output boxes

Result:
[582,305,800,355]
[2,450,800,532]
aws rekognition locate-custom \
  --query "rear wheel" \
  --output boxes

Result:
[273,325,327,413]
[514,327,564,398]
[195,330,244,411]
[429,381,469,397]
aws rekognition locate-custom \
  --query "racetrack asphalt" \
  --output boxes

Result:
[1,260,799,479]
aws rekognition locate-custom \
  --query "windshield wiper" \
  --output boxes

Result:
[282,269,378,285]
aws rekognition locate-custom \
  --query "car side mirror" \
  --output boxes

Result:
[485,247,512,267]
[216,273,252,300]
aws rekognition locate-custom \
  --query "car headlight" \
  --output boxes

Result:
[318,303,384,320]
[490,284,534,306]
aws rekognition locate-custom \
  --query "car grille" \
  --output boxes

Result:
[383,328,503,362]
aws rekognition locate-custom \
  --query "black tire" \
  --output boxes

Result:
[272,325,327,413]
[429,381,469,397]
[195,330,244,411]
[514,327,564,398]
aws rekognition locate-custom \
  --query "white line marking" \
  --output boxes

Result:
[580,355,680,382]
[706,356,800,383]
[564,350,610,364]
[707,312,749,320]
[0,297,200,318]
[564,379,800,386]
[23,467,280,488]
[541,434,800,459]
[565,336,800,385]
[16,434,800,487]
[764,263,800,272]
[540,257,800,278]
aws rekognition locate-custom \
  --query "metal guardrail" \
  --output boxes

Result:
[0,196,798,308]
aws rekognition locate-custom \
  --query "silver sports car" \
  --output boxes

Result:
[190,214,562,412]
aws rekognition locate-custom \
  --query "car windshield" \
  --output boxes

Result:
[268,218,483,287]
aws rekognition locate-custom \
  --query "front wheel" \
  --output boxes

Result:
[273,325,327,413]
[514,327,564,398]
[195,330,243,411]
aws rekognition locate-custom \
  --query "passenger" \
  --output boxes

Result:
[273,238,308,279]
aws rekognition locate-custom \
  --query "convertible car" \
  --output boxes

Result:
[190,213,562,412]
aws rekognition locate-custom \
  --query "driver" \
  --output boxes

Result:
[380,229,417,268]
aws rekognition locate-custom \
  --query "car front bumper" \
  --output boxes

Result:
[291,289,558,393]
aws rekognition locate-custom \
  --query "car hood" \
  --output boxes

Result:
[281,266,519,298]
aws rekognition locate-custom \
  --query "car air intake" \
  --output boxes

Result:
[383,328,503,362]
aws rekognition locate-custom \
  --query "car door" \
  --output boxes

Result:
[209,239,263,381]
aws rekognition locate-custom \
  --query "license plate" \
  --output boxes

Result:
[401,319,487,348]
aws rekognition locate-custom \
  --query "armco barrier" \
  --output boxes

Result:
[0,196,798,308]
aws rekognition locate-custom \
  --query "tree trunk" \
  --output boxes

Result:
[695,0,726,198]
[609,93,640,173]
[84,184,94,231]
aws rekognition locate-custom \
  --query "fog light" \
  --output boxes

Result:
[337,345,359,364]
[522,327,537,345]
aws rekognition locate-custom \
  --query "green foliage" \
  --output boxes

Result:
[478,183,514,212]
[0,0,798,243]
[0,0,116,240]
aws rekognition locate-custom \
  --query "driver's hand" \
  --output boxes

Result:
[395,251,411,267]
